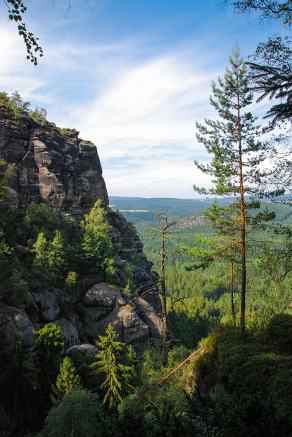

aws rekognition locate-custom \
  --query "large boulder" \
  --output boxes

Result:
[67,343,98,360]
[79,282,161,351]
[55,318,80,350]
[32,288,61,322]
[117,304,149,350]
[133,296,163,339]
[0,304,34,349]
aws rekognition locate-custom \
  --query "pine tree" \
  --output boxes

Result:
[33,232,48,263]
[194,48,273,332]
[51,357,81,405]
[81,200,112,273]
[48,230,66,283]
[90,324,135,408]
[183,202,241,326]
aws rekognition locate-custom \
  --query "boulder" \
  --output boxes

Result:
[117,304,149,350]
[133,296,163,339]
[67,344,98,360]
[83,282,125,308]
[32,288,61,322]
[55,318,80,350]
[0,304,34,349]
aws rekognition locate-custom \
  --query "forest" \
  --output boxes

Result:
[0,0,291,436]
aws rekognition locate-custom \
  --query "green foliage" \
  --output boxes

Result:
[195,325,292,436]
[5,0,43,65]
[35,322,64,358]
[31,230,67,288]
[51,357,81,405]
[267,313,292,353]
[41,388,111,437]
[81,200,113,273]
[0,336,41,432]
[35,323,64,401]
[0,159,15,200]
[24,201,57,241]
[90,324,136,408]
[0,90,47,121]
[30,107,47,125]
[47,230,67,284]
[65,271,78,292]
[120,261,135,296]
[9,91,30,118]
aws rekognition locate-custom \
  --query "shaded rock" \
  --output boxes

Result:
[117,304,149,351]
[0,304,34,349]
[32,288,61,322]
[67,343,98,360]
[107,210,162,314]
[81,283,126,326]
[83,282,125,308]
[55,318,80,350]
[133,296,163,339]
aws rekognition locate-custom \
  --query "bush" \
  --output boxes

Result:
[192,325,292,436]
[267,313,292,353]
[41,388,112,437]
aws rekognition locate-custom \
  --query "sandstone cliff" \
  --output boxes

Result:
[0,103,162,352]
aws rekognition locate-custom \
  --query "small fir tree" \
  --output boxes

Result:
[48,230,67,283]
[35,323,64,405]
[51,357,81,405]
[90,324,135,408]
[81,200,113,273]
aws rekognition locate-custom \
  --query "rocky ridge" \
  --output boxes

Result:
[0,104,162,352]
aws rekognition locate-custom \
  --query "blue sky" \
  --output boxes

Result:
[0,0,282,197]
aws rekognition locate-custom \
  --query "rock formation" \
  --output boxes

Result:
[0,105,108,215]
[0,103,162,352]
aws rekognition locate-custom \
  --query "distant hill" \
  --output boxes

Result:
[109,196,215,222]
[109,196,292,224]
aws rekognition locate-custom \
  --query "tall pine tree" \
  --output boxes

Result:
[194,48,272,332]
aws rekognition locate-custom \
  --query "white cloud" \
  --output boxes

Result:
[0,20,220,198]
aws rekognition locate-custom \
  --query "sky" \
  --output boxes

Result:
[0,0,283,198]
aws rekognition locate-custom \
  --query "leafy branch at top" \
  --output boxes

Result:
[4,0,43,65]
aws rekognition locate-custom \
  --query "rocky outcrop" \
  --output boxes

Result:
[0,105,108,216]
[0,104,162,352]
[107,211,161,314]
[79,282,161,352]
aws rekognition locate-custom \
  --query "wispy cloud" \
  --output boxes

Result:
[3,14,274,198]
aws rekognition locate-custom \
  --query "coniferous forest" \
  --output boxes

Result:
[0,1,291,436]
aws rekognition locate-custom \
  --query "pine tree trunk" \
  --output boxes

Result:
[230,259,236,327]
[160,228,168,363]
[237,95,247,334]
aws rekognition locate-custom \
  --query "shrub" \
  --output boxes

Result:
[267,313,292,353]
[41,388,111,437]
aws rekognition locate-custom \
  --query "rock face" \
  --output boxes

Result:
[79,283,161,352]
[0,104,162,352]
[0,105,108,216]
[107,211,161,314]
[0,304,34,350]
